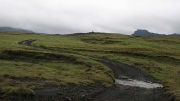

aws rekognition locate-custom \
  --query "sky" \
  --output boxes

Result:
[0,0,180,34]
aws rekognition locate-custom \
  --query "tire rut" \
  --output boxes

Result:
[18,39,36,46]
[17,39,174,101]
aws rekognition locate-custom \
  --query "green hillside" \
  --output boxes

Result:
[0,32,180,100]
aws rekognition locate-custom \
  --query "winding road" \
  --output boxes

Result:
[18,39,173,101]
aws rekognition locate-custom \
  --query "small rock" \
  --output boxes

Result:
[87,97,92,100]
[65,97,71,101]
[81,94,85,97]
[57,92,62,95]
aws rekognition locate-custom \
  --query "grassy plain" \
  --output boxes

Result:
[0,32,180,99]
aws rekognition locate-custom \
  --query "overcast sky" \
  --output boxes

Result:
[0,0,180,34]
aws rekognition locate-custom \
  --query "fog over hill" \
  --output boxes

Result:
[0,0,180,34]
[0,27,34,33]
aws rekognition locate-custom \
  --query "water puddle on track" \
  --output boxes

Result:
[115,79,163,89]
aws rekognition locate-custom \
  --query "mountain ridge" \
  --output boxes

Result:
[132,29,180,36]
[0,27,34,33]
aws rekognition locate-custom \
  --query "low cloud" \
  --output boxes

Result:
[0,0,180,34]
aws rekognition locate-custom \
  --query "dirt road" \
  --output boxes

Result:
[17,39,174,101]
[93,58,172,101]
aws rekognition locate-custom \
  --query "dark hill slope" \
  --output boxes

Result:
[0,27,34,33]
[133,29,180,36]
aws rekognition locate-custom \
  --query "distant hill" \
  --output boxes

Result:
[68,32,108,36]
[0,27,34,33]
[132,29,180,36]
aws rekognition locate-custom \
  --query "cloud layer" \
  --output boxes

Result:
[0,0,180,34]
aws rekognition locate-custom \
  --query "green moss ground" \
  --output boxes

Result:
[0,32,180,99]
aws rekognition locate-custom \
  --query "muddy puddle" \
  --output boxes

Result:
[115,79,163,89]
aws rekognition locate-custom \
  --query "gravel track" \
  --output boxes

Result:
[13,39,174,101]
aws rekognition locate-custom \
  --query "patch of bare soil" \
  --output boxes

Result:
[93,58,174,101]
[0,84,107,101]
[93,84,171,101]
[4,39,173,101]
[18,39,36,46]
[1,58,173,101]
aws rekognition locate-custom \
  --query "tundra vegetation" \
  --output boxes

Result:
[0,32,180,100]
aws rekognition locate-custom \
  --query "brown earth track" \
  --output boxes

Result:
[93,58,173,101]
[18,39,36,46]
[5,39,174,101]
